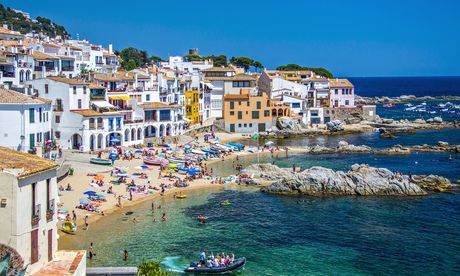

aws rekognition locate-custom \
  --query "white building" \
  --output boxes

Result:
[160,56,213,73]
[329,78,355,108]
[0,87,52,152]
[0,147,86,275]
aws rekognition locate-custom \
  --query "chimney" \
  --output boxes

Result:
[108,43,113,54]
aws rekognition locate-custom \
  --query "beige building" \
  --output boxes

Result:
[223,89,290,133]
[0,147,85,275]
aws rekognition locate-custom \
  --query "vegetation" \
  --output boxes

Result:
[230,56,264,72]
[137,261,174,276]
[115,47,164,70]
[0,5,69,38]
[276,64,333,78]
[184,54,228,67]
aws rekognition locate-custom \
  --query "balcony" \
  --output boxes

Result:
[53,105,64,112]
[62,66,74,72]
[89,123,95,129]
[0,71,15,78]
[18,61,33,68]
[97,123,104,129]
[31,204,41,228]
[124,119,144,125]
[34,66,55,72]
[46,199,55,221]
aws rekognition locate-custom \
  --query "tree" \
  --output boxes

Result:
[184,54,202,61]
[276,64,333,78]
[229,56,255,71]
[118,47,149,70]
[253,61,264,72]
[149,55,163,63]
[137,261,173,276]
[203,55,227,67]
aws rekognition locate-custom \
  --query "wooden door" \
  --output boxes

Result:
[31,229,39,264]
[48,229,53,261]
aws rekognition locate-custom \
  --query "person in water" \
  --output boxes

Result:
[162,213,167,221]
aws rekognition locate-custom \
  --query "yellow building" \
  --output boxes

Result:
[185,90,200,124]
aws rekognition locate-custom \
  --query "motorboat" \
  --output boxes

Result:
[184,257,246,274]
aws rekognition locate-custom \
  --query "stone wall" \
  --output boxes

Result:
[324,105,376,124]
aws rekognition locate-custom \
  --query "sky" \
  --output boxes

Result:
[3,0,460,77]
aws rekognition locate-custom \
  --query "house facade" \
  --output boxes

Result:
[329,79,355,108]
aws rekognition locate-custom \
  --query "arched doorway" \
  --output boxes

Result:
[25,70,31,80]
[131,128,135,141]
[89,134,95,151]
[272,109,277,116]
[166,124,172,136]
[97,134,104,149]
[137,128,142,140]
[106,132,122,147]
[159,124,165,137]
[277,108,283,116]
[71,133,82,150]
[19,70,24,82]
[124,129,130,142]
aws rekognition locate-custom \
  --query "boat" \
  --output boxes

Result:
[382,103,395,108]
[404,103,414,107]
[184,257,246,274]
[228,142,245,150]
[90,157,112,166]
[143,157,163,166]
[61,221,77,234]
[176,194,187,199]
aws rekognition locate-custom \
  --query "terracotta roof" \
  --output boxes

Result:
[141,102,181,109]
[57,55,75,60]
[204,73,256,82]
[329,78,354,88]
[202,67,236,72]
[63,43,83,51]
[0,27,22,36]
[0,147,58,179]
[103,52,116,57]
[48,76,88,85]
[42,42,60,48]
[0,87,51,104]
[94,71,149,82]
[305,77,329,82]
[31,51,59,60]
[224,94,250,100]
[89,83,106,90]
[70,109,122,117]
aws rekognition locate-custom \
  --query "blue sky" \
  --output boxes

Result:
[4,0,460,76]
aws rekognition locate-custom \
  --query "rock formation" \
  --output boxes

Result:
[326,120,344,132]
[244,164,452,196]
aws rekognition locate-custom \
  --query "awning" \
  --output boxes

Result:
[92,101,115,108]
[201,81,215,89]
[182,117,192,122]
[108,95,130,101]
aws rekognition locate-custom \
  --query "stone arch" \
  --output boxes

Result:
[107,132,122,146]
[166,124,172,136]
[131,128,136,141]
[0,243,25,274]
[159,124,165,137]
[137,127,142,140]
[89,134,95,151]
[284,109,289,116]
[124,129,130,142]
[97,134,104,149]
[71,133,82,150]
[272,108,277,116]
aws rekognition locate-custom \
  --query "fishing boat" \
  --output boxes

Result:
[143,157,163,166]
[184,257,246,274]
[90,157,112,166]
[61,221,77,234]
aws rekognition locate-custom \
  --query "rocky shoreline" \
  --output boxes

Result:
[355,94,460,105]
[244,164,453,196]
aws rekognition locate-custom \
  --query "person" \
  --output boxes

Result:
[133,217,137,223]
[123,250,128,261]
[151,202,154,210]
[84,215,89,230]
[66,183,72,191]
[199,249,207,266]
[88,242,94,259]
[206,257,213,268]
[72,210,77,221]
[162,213,167,221]
[213,257,219,268]
[129,190,133,201]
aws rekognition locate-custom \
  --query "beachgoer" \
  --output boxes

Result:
[162,213,167,221]
[84,215,89,230]
[133,217,137,223]
[123,250,128,261]
[72,210,76,221]
[88,242,94,259]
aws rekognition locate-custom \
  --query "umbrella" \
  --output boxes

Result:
[97,193,106,198]
[265,141,274,146]
[90,202,102,207]
[93,174,104,181]
[135,149,143,154]
[83,190,97,195]
[79,198,91,205]
[58,208,69,213]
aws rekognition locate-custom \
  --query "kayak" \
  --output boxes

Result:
[61,221,77,234]
[184,257,246,274]
[90,158,112,166]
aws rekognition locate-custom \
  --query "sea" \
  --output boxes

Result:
[59,77,460,275]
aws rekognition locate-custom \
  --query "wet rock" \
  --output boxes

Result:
[276,117,302,131]
[326,120,344,132]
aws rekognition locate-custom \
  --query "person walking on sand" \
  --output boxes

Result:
[123,250,128,261]
[88,242,95,259]
[84,215,89,230]
[162,213,167,221]
[72,210,77,221]
[129,190,133,201]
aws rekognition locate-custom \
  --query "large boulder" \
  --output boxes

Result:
[246,164,450,196]
[276,117,302,131]
[326,120,344,132]
[433,117,443,123]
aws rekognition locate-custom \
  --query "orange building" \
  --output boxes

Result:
[223,89,290,133]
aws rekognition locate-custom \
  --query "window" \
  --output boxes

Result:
[249,123,252,127]
[252,111,260,119]
[335,89,338,95]
[78,99,82,109]
[55,115,60,123]
[73,86,76,94]
[230,111,235,116]
[345,100,350,106]
[238,101,241,106]
[45,84,49,94]
[146,94,150,101]
[83,86,87,94]
[238,124,242,127]
[230,101,234,110]
[246,101,250,107]
[39,108,42,122]
[29,108,35,123]
[292,103,301,108]
[46,112,48,122]
[37,132,42,143]
[237,111,242,119]
[29,133,35,148]
[55,131,61,139]
[264,110,270,117]
[244,123,247,127]
[232,81,250,87]
[256,101,261,109]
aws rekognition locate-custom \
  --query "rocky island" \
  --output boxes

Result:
[245,164,453,196]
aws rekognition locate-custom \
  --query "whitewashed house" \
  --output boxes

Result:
[0,87,52,152]
[329,78,355,108]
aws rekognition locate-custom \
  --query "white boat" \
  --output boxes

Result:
[421,102,427,106]
[404,103,414,107]
[429,111,436,114]
[441,108,449,112]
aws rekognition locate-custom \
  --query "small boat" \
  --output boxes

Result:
[90,157,112,166]
[184,257,246,274]
[383,103,395,108]
[61,221,77,234]
[176,194,187,199]
[143,157,163,166]
[404,103,414,107]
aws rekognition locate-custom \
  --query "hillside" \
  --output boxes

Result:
[0,5,69,38]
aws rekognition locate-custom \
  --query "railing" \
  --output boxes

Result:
[0,71,15,78]
[18,61,33,68]
[124,119,144,124]
[31,204,41,227]
[53,105,64,112]
[97,123,104,129]
[34,66,54,72]
[89,123,95,129]
[61,66,74,71]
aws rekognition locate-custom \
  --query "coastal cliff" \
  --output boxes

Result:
[245,164,452,196]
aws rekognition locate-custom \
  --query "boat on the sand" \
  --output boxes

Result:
[143,157,163,166]
[61,221,77,234]
[184,257,246,274]
[90,157,112,166]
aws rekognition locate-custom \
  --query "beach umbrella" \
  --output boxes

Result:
[79,198,91,205]
[97,193,106,198]
[58,208,69,213]
[90,202,102,207]
[83,190,97,195]
[265,141,274,146]
[93,174,104,181]
[135,149,143,154]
